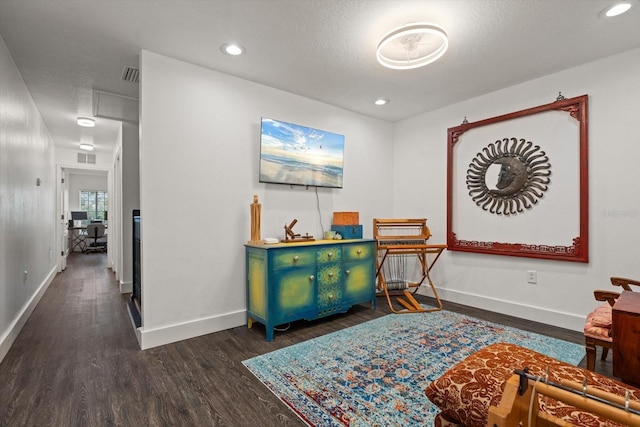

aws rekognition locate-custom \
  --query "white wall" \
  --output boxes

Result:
[393,48,640,331]
[120,122,140,292]
[0,35,57,362]
[138,50,393,348]
[67,173,108,212]
[55,146,113,170]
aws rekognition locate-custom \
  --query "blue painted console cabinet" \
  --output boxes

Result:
[245,239,377,341]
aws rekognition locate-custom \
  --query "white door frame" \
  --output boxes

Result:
[56,167,69,271]
[112,147,122,283]
[55,163,113,273]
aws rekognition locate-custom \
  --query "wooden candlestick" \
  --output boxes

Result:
[250,195,261,242]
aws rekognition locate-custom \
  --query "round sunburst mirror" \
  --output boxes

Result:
[466,137,551,215]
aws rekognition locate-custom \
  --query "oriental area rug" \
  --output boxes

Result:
[242,310,585,426]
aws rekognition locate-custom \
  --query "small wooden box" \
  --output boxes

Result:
[333,211,359,225]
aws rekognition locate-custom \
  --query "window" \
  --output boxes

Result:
[80,190,108,221]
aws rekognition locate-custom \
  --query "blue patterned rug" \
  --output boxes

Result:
[242,310,585,426]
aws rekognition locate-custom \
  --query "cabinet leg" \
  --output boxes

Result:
[266,327,274,342]
[247,317,253,329]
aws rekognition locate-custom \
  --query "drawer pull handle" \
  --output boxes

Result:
[328,252,333,257]
[328,272,334,277]
[293,256,299,262]
[309,275,314,281]
[357,249,362,255]
[345,270,350,275]
[328,293,334,300]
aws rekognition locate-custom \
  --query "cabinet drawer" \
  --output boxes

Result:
[272,248,315,269]
[316,247,341,264]
[318,267,343,313]
[343,242,374,262]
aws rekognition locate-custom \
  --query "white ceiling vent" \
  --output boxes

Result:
[77,152,96,164]
[121,66,139,83]
[92,90,139,123]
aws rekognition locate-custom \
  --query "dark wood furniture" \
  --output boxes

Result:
[584,276,639,372]
[612,290,640,386]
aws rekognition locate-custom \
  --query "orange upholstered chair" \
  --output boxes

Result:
[584,276,639,372]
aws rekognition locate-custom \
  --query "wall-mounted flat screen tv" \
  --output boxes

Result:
[259,117,345,188]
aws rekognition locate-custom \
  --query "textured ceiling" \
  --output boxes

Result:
[0,0,639,154]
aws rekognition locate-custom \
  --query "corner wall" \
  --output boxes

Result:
[120,122,140,292]
[0,34,57,362]
[138,50,393,348]
[393,48,640,331]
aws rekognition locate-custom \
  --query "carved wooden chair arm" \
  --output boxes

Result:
[594,290,621,307]
[610,276,640,291]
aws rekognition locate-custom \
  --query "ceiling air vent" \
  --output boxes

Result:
[121,65,139,83]
[77,153,96,165]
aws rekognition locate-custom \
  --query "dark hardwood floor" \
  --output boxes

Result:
[0,253,613,426]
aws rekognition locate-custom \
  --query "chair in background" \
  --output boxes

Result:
[584,276,639,371]
[85,223,107,253]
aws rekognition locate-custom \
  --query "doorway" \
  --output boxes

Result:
[56,166,111,271]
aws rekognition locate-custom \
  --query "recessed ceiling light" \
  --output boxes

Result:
[377,23,448,70]
[77,117,95,127]
[79,143,94,151]
[599,1,634,17]
[220,43,245,56]
[374,98,389,106]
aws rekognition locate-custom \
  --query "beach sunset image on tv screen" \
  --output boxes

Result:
[259,118,345,188]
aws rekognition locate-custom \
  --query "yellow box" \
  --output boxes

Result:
[333,211,359,225]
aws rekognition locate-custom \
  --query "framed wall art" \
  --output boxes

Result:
[446,94,588,262]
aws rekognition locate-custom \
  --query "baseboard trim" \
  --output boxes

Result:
[136,309,246,350]
[0,265,57,363]
[429,287,585,332]
[119,280,132,294]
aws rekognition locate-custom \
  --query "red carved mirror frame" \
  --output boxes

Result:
[446,94,589,262]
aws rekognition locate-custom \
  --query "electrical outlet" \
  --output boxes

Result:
[527,270,537,284]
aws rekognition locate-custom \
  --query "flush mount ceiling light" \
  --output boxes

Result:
[376,23,448,70]
[79,143,94,151]
[599,1,635,17]
[77,117,95,127]
[220,43,245,56]
[374,98,389,106]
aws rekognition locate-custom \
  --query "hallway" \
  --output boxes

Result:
[0,253,309,426]
[0,253,141,425]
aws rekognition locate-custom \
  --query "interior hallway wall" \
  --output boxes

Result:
[138,49,394,349]
[0,34,57,362]
[119,121,140,292]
